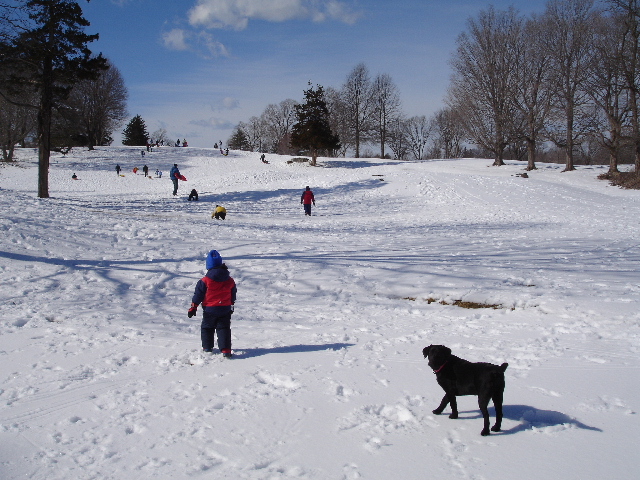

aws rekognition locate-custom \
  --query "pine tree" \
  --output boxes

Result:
[227,125,251,150]
[0,0,107,198]
[122,115,149,146]
[290,83,340,166]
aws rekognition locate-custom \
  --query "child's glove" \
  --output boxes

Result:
[188,305,197,318]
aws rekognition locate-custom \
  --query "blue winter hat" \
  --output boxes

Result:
[206,250,223,269]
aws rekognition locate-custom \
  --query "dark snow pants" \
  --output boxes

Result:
[201,311,232,353]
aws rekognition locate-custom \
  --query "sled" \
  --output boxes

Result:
[177,174,187,181]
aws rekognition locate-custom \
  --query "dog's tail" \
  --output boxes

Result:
[499,362,508,373]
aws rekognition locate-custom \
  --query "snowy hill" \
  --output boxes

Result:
[0,146,638,479]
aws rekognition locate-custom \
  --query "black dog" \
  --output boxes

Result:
[423,345,508,436]
[188,189,199,201]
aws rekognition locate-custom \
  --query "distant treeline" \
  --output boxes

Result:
[229,0,640,176]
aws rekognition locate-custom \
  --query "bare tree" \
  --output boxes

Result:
[151,127,170,146]
[448,6,522,166]
[585,12,631,173]
[431,108,465,159]
[371,73,402,158]
[261,99,297,153]
[341,63,375,157]
[0,94,36,161]
[607,0,640,175]
[512,15,555,170]
[244,115,268,152]
[404,115,433,160]
[387,116,409,159]
[67,60,128,149]
[542,0,598,171]
[325,86,351,156]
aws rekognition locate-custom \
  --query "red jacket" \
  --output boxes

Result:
[192,266,236,314]
[301,190,315,204]
[201,276,235,307]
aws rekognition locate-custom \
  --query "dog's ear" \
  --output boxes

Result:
[422,346,431,358]
[442,346,452,358]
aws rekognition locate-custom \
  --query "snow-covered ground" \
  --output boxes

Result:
[0,146,638,480]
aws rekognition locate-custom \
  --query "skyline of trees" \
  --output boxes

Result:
[228,0,640,175]
[4,0,640,182]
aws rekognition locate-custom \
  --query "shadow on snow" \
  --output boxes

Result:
[236,342,355,358]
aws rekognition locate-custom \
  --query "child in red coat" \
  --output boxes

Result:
[188,250,237,357]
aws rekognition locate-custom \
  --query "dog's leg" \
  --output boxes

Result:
[478,394,491,436]
[432,395,450,415]
[448,395,459,419]
[491,391,504,432]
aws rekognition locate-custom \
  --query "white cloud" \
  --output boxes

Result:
[162,28,230,58]
[220,97,240,110]
[162,29,189,51]
[188,0,361,30]
[197,31,230,57]
[189,117,235,129]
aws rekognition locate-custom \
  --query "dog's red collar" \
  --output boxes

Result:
[432,361,448,374]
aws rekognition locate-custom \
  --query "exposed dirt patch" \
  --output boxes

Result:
[598,171,640,189]
[403,296,512,310]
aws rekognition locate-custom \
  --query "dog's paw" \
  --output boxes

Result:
[448,413,458,419]
[432,409,443,415]
[491,425,501,432]
[481,429,490,436]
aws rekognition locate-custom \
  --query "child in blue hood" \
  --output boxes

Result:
[188,250,237,357]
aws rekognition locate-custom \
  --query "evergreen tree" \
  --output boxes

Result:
[122,114,149,146]
[290,83,340,166]
[0,0,107,198]
[227,125,251,150]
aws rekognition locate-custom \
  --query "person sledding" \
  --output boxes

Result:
[188,250,237,358]
[169,163,185,196]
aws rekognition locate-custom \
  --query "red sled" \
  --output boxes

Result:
[177,174,187,181]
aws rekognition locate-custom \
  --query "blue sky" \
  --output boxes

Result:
[81,0,550,148]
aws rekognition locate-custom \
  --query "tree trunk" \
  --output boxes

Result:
[526,138,537,171]
[38,58,53,199]
[564,112,575,172]
[609,151,620,174]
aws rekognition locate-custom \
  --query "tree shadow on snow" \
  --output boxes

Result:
[236,342,354,359]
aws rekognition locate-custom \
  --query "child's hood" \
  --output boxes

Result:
[206,265,231,282]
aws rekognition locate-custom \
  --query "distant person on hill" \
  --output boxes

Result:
[212,205,226,220]
[188,250,236,358]
[301,186,315,216]
[72,173,78,180]
[188,189,199,201]
[260,154,269,164]
[143,165,149,177]
[115,164,121,175]
[155,169,162,178]
[170,164,181,196]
